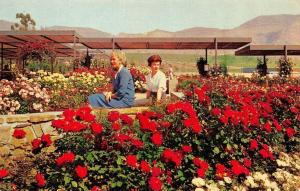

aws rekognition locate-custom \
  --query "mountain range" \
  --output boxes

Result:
[1,14,300,44]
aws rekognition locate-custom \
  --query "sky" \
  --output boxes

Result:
[0,0,300,35]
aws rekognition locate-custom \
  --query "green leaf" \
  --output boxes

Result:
[180,176,186,181]
[213,147,220,154]
[64,176,71,184]
[86,152,94,162]
[79,182,89,191]
[111,182,116,188]
[117,156,124,165]
[116,181,123,187]
[71,181,78,188]
[177,170,183,177]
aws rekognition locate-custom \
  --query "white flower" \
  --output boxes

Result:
[223,177,232,184]
[192,178,206,187]
[195,188,205,191]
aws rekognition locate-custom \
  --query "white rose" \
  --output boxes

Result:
[223,177,232,184]
[192,178,206,187]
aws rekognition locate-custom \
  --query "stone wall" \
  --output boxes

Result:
[0,106,149,164]
[0,112,62,163]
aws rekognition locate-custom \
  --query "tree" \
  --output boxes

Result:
[11,13,36,31]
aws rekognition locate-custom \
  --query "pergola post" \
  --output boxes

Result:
[205,48,208,62]
[51,58,54,73]
[112,38,115,50]
[284,45,287,60]
[214,38,218,66]
[9,59,12,69]
[73,34,77,71]
[1,43,3,79]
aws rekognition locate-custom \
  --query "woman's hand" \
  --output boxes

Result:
[104,91,112,102]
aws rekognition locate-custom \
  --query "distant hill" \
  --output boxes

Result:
[1,14,300,44]
[0,20,14,30]
[44,26,112,37]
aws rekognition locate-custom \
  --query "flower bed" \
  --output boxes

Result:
[0,67,147,115]
[0,75,298,190]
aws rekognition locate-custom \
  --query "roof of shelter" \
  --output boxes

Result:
[0,30,81,58]
[80,37,252,50]
[235,45,300,56]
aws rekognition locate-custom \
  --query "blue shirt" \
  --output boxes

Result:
[112,67,135,106]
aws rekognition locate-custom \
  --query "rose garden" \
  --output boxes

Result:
[0,37,299,191]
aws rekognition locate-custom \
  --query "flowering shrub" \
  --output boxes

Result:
[30,69,109,110]
[129,67,147,92]
[0,76,50,114]
[278,57,294,78]
[1,75,299,190]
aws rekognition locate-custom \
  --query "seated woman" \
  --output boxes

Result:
[146,55,167,103]
[88,52,135,108]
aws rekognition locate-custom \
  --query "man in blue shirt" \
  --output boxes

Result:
[88,52,135,108]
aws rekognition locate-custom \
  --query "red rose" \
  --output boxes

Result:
[263,122,271,133]
[120,114,133,126]
[115,133,130,144]
[151,167,162,177]
[32,138,42,151]
[112,122,121,131]
[108,111,120,122]
[126,155,138,168]
[76,106,95,122]
[182,145,192,153]
[195,159,209,178]
[13,129,26,139]
[230,160,249,176]
[160,121,171,128]
[151,133,163,146]
[162,149,183,166]
[211,107,221,116]
[148,176,162,191]
[91,122,103,135]
[41,134,52,147]
[62,108,76,121]
[91,186,102,191]
[273,120,282,132]
[75,165,88,179]
[249,139,258,150]
[35,173,46,187]
[286,127,296,138]
[0,169,8,179]
[215,163,228,179]
[131,138,144,149]
[290,107,299,114]
[56,152,75,166]
[140,160,151,173]
[243,158,252,168]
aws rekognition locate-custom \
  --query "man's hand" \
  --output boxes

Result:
[104,91,112,102]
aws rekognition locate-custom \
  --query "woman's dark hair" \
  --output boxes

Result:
[147,55,162,67]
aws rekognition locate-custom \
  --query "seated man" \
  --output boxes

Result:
[88,52,135,108]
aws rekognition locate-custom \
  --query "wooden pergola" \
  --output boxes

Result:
[80,37,252,65]
[0,30,81,76]
[235,45,300,65]
[0,30,251,78]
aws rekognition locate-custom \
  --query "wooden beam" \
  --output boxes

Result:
[214,38,218,66]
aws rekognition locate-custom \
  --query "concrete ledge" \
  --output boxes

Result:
[94,106,149,115]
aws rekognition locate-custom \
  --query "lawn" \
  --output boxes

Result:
[126,53,300,73]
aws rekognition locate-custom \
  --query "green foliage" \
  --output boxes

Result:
[11,12,36,31]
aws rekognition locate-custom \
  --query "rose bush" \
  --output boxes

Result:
[0,75,50,114]
[1,75,299,191]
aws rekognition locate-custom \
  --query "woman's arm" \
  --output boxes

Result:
[156,87,164,102]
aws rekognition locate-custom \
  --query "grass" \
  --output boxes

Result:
[126,53,300,73]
